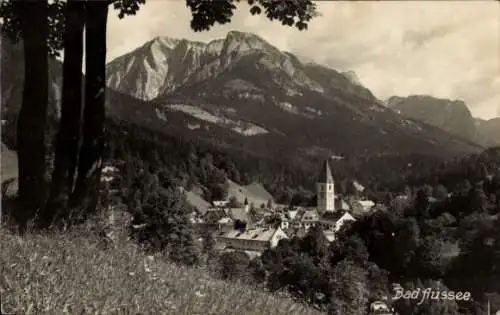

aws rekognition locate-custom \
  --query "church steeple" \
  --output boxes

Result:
[317,159,335,213]
[318,160,334,184]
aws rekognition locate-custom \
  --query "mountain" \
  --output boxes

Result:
[105,31,481,160]
[387,95,499,146]
[342,70,363,87]
[475,117,500,145]
[386,95,477,140]
[1,31,483,178]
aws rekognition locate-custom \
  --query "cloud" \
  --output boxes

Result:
[107,0,500,119]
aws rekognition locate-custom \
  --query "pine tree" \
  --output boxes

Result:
[132,187,200,266]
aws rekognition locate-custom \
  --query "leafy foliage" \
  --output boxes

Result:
[216,251,251,280]
[0,0,65,57]
[186,0,318,32]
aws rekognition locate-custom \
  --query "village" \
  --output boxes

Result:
[187,160,376,258]
[185,160,397,314]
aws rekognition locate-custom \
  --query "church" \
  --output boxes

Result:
[292,159,356,241]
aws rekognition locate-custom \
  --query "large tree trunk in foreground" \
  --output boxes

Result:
[14,0,49,225]
[43,0,86,226]
[69,0,109,218]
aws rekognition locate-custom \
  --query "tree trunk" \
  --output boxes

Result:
[43,0,86,226]
[69,0,109,218]
[14,0,49,226]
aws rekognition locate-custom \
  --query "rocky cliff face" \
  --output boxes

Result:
[106,31,376,103]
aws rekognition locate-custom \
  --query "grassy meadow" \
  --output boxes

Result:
[0,224,323,315]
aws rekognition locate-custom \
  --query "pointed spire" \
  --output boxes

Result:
[318,160,333,183]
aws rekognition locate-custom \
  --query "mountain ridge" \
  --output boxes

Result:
[387,94,500,146]
[1,30,483,171]
[106,30,377,104]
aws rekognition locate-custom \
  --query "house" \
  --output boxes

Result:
[292,209,320,230]
[287,210,299,221]
[279,216,290,230]
[353,180,365,193]
[217,226,288,254]
[319,211,356,233]
[212,200,229,207]
[189,211,204,224]
[319,211,356,242]
[260,212,291,230]
[358,199,376,212]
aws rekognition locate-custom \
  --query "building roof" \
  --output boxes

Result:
[358,200,375,210]
[321,211,346,222]
[287,210,299,220]
[352,180,365,192]
[218,217,233,224]
[294,209,320,222]
[335,197,351,210]
[320,211,355,223]
[323,232,336,242]
[212,200,229,207]
[218,227,283,243]
[318,160,334,183]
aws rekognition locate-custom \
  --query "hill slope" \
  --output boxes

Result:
[0,229,322,315]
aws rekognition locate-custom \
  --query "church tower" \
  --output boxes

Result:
[317,160,335,213]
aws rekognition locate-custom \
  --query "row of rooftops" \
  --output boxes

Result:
[197,205,358,227]
[218,226,280,242]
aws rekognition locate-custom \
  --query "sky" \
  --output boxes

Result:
[107,0,500,119]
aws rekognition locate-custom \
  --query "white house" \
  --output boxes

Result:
[320,211,356,242]
[320,211,356,232]
[353,180,365,193]
[359,199,375,212]
[212,200,229,207]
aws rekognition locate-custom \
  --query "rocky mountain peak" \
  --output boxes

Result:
[220,30,279,57]
[342,70,362,86]
[150,36,183,50]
